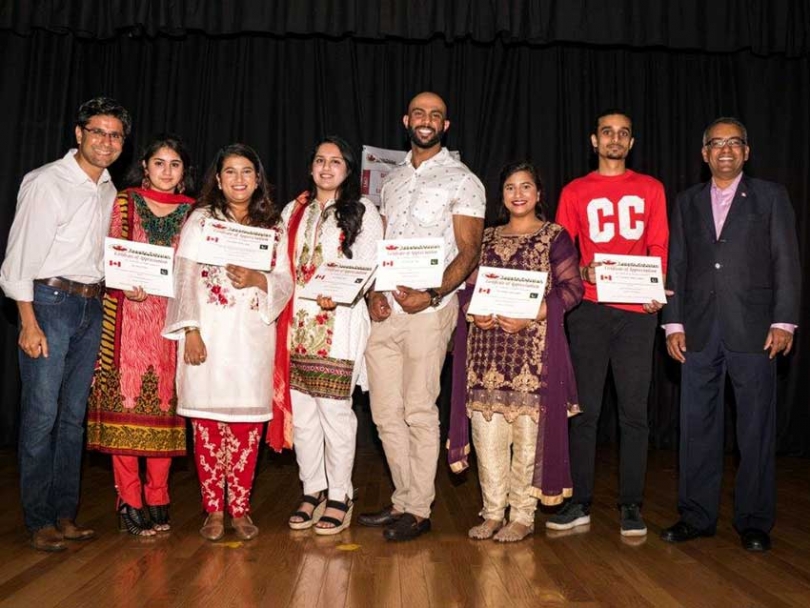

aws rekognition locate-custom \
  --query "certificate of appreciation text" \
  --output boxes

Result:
[594,253,667,304]
[297,261,376,306]
[467,266,548,319]
[104,237,175,298]
[196,219,278,271]
[374,238,444,292]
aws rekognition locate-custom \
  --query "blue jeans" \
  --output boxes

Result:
[18,283,102,531]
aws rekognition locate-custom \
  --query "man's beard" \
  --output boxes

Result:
[408,126,444,149]
[603,144,627,160]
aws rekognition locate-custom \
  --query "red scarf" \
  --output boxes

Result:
[267,191,311,452]
[130,187,194,205]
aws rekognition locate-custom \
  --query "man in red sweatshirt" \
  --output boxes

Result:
[548,110,668,537]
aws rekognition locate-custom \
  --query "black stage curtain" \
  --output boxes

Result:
[3,0,810,56]
[0,29,808,454]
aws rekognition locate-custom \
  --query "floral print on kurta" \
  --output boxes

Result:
[162,208,294,422]
[283,197,383,400]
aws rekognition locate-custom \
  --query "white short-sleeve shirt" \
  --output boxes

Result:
[379,148,486,312]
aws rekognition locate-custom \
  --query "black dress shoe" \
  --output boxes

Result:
[660,520,714,543]
[383,513,431,541]
[740,528,771,552]
[357,505,402,527]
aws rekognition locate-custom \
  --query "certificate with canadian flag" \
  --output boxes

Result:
[104,237,175,297]
[375,238,445,291]
[594,253,667,304]
[467,266,549,319]
[196,218,278,271]
[297,261,376,306]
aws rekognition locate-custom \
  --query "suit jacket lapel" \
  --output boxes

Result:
[695,182,717,242]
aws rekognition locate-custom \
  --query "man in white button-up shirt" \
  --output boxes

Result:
[0,97,131,552]
[359,92,486,541]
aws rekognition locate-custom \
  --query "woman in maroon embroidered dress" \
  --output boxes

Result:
[87,134,195,535]
[460,162,583,542]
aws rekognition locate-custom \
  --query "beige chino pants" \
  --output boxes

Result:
[365,297,458,519]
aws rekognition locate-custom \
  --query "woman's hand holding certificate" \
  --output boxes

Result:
[467,266,549,319]
[297,261,375,306]
[104,237,175,297]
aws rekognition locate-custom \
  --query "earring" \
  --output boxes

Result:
[142,176,151,190]
[177,182,185,194]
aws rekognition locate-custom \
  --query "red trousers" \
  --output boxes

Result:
[112,455,172,508]
[191,419,263,517]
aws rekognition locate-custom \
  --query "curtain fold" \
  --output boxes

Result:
[0,29,808,454]
[2,1,809,56]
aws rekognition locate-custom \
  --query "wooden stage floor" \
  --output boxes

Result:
[1,440,810,607]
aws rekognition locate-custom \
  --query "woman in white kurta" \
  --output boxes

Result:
[282,136,383,535]
[164,143,292,542]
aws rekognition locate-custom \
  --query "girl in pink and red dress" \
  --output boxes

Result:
[87,134,195,536]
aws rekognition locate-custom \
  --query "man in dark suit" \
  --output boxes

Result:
[660,117,801,552]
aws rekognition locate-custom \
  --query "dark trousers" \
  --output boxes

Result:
[678,320,776,533]
[567,300,657,506]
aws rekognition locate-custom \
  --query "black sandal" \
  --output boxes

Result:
[118,502,155,537]
[288,491,327,530]
[314,498,354,536]
[147,504,171,531]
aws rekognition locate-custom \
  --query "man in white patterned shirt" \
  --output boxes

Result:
[359,91,485,541]
[0,97,131,551]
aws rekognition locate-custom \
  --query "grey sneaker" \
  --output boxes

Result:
[620,504,647,537]
[545,502,591,530]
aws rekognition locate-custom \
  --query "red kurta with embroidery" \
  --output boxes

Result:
[87,190,190,457]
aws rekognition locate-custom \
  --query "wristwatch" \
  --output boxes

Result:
[426,288,442,308]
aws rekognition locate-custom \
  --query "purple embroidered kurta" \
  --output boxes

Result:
[449,222,583,504]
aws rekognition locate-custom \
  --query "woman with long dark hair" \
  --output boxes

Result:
[163,143,293,541]
[275,136,383,535]
[87,133,195,536]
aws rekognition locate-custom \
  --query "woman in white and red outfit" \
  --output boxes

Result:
[87,134,195,536]
[276,136,383,535]
[164,143,292,541]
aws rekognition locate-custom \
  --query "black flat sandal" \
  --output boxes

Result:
[288,491,327,530]
[147,504,171,532]
[118,502,155,537]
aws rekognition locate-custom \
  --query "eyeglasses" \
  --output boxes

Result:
[704,137,746,149]
[82,127,125,144]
